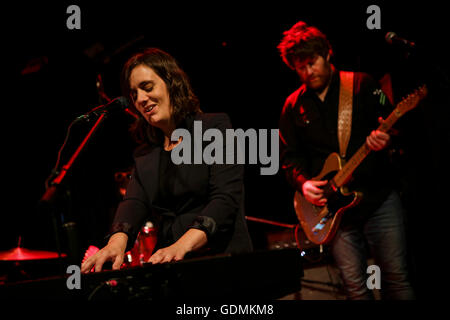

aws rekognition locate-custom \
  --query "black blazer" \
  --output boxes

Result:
[110,113,253,255]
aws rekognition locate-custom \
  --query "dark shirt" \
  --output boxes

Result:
[279,70,395,222]
[155,149,180,212]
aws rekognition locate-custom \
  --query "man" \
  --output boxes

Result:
[278,21,415,299]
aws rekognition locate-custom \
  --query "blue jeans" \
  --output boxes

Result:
[330,190,415,300]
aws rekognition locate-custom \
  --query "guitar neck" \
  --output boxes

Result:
[333,107,403,187]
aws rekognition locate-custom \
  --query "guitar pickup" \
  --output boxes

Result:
[312,217,328,234]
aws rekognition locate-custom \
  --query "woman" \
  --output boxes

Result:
[81,48,252,272]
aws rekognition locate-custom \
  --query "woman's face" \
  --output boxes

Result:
[129,64,173,130]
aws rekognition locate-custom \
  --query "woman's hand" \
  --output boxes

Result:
[148,228,207,264]
[81,232,128,273]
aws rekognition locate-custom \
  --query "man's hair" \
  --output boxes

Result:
[121,48,201,145]
[278,21,333,69]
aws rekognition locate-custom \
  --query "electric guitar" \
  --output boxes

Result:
[294,85,428,245]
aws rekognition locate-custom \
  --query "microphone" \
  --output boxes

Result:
[385,32,416,48]
[76,96,130,122]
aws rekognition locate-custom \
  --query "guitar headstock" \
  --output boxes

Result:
[396,85,428,114]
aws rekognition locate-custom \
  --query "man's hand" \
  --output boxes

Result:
[366,117,391,151]
[302,180,328,206]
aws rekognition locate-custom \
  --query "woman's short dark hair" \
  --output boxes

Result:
[278,21,333,70]
[121,48,201,145]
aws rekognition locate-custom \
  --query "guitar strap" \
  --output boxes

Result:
[337,71,354,158]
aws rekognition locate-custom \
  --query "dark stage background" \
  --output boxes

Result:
[2,1,448,297]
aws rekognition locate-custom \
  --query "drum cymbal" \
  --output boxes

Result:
[0,247,67,261]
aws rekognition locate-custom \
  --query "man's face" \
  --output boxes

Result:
[294,54,332,91]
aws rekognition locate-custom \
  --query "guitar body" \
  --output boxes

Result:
[293,153,362,245]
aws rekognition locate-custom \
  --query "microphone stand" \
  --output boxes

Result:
[41,112,107,204]
[40,112,108,265]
